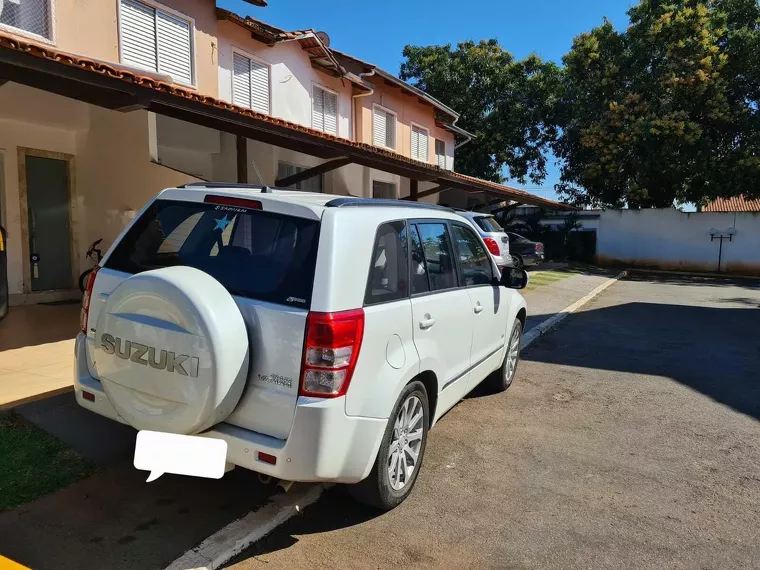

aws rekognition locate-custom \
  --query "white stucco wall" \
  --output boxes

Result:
[216,21,352,140]
[596,208,760,275]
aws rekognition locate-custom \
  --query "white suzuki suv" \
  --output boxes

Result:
[75,183,528,510]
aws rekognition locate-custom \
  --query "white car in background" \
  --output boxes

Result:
[456,211,512,271]
[75,185,529,511]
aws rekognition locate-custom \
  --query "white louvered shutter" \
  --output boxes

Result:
[156,9,193,85]
[250,59,269,114]
[374,107,387,147]
[385,112,396,149]
[312,87,325,131]
[435,139,446,168]
[413,127,428,162]
[232,52,252,108]
[323,90,337,135]
[120,0,157,72]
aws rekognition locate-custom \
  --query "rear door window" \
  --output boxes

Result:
[365,221,409,305]
[105,199,320,308]
[414,222,458,292]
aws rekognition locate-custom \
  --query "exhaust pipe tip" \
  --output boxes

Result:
[276,479,295,494]
[258,474,272,486]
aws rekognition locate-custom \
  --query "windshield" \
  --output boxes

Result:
[473,216,504,233]
[105,199,320,308]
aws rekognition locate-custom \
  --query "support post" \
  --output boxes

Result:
[410,179,418,202]
[236,135,248,183]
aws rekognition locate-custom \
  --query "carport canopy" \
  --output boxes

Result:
[0,33,573,210]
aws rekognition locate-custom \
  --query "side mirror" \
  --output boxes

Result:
[499,267,529,290]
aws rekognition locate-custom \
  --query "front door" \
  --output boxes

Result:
[25,155,72,291]
[450,222,510,393]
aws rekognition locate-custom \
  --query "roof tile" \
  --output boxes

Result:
[703,196,760,212]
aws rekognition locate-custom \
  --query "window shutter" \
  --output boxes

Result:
[385,112,396,149]
[250,59,269,114]
[411,127,420,159]
[312,87,325,132]
[232,52,252,108]
[120,0,157,72]
[156,9,193,85]
[418,128,428,162]
[436,139,447,168]
[373,107,386,147]
[323,91,337,135]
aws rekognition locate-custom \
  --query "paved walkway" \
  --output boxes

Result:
[522,266,618,332]
[0,304,79,408]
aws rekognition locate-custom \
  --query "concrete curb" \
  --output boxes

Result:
[164,484,325,570]
[521,271,627,350]
[625,267,760,281]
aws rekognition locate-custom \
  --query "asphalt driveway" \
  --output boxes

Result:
[225,274,760,569]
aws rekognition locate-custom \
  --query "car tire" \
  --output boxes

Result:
[348,381,429,511]
[511,254,524,269]
[488,319,523,392]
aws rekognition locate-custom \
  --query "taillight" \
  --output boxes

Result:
[79,266,100,334]
[300,309,365,398]
[204,195,262,210]
[483,237,501,256]
[536,242,544,253]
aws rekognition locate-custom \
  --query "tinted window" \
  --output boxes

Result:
[410,225,430,294]
[415,223,457,291]
[452,224,495,286]
[365,221,409,305]
[474,216,503,233]
[105,200,320,307]
[508,232,528,243]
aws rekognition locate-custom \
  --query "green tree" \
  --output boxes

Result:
[554,0,760,208]
[400,40,561,185]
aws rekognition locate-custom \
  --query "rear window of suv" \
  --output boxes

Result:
[105,199,320,308]
[473,216,503,233]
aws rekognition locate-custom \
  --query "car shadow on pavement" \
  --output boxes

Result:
[624,272,760,290]
[521,300,760,422]
[222,486,379,567]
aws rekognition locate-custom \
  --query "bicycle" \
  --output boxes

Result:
[78,238,104,293]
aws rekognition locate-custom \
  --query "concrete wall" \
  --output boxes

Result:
[596,209,760,275]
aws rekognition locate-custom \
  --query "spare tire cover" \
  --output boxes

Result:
[94,266,249,434]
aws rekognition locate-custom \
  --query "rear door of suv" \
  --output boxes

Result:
[408,220,473,420]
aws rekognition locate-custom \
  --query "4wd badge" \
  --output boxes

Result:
[100,333,200,378]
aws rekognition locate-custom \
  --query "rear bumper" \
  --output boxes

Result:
[522,253,544,266]
[74,334,386,483]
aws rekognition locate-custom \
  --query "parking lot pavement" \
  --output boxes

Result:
[224,274,760,569]
[0,394,279,570]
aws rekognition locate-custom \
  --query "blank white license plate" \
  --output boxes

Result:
[134,430,227,482]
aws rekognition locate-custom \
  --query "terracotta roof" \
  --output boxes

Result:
[0,32,571,210]
[703,196,760,212]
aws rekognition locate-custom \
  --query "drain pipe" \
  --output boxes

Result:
[351,69,376,142]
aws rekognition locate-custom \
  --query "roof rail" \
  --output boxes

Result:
[325,197,455,212]
[179,182,273,193]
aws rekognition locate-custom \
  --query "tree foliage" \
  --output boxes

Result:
[554,0,760,208]
[400,40,560,185]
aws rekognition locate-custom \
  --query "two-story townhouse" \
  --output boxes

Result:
[0,0,567,307]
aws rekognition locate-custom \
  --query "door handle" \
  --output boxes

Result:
[419,315,436,330]
[474,302,484,314]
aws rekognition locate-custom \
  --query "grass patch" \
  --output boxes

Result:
[0,411,96,511]
[525,269,577,291]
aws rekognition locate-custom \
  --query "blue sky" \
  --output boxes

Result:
[219,0,636,200]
